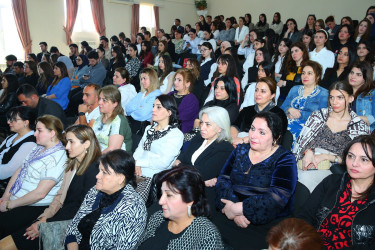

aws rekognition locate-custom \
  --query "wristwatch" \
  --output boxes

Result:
[78,112,85,117]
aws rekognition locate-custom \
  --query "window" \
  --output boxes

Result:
[0,0,24,67]
[139,4,155,34]
[64,0,98,46]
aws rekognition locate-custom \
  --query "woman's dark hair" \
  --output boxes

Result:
[264,29,277,55]
[285,18,298,33]
[245,13,252,24]
[273,38,292,73]
[253,47,272,67]
[257,13,267,27]
[185,58,200,80]
[6,106,37,130]
[258,62,275,80]
[100,149,136,189]
[337,24,355,43]
[328,81,353,115]
[158,55,173,83]
[285,41,309,75]
[110,35,119,43]
[354,19,371,43]
[272,12,281,25]
[156,94,180,126]
[51,61,68,87]
[213,76,238,104]
[253,111,283,144]
[156,165,210,217]
[301,60,323,85]
[119,32,126,40]
[27,53,37,62]
[267,218,323,250]
[357,40,374,64]
[304,14,316,31]
[343,135,375,200]
[341,16,353,27]
[200,42,215,63]
[315,29,331,50]
[349,61,374,98]
[302,29,315,51]
[184,24,191,34]
[96,46,105,53]
[128,43,138,52]
[115,67,130,84]
[332,45,356,72]
[37,61,54,93]
[2,73,20,98]
[111,45,124,63]
[213,54,238,79]
[25,61,37,75]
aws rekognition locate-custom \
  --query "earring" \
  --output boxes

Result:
[187,205,191,217]
[85,149,88,154]
[273,140,277,147]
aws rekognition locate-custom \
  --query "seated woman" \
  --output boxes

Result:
[281,18,302,43]
[0,115,67,240]
[96,47,109,70]
[348,61,375,132]
[241,62,280,109]
[93,85,132,153]
[354,18,371,43]
[281,60,329,141]
[266,218,323,249]
[203,76,239,124]
[294,82,370,192]
[0,107,36,187]
[126,68,162,133]
[112,67,137,115]
[297,135,375,249]
[65,150,147,249]
[277,41,309,104]
[168,68,199,133]
[71,54,89,87]
[0,74,20,131]
[217,18,235,44]
[157,55,175,94]
[232,77,287,146]
[309,29,335,76]
[214,112,297,250]
[23,61,39,87]
[331,24,356,55]
[153,40,170,69]
[186,58,207,109]
[200,42,217,87]
[322,45,355,90]
[4,125,101,250]
[125,43,141,79]
[46,62,71,110]
[137,165,224,249]
[273,38,291,82]
[139,41,153,69]
[133,95,184,178]
[302,29,315,52]
[246,47,272,89]
[36,62,54,96]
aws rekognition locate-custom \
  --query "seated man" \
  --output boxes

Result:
[74,83,100,128]
[78,51,106,87]
[37,41,48,62]
[4,55,17,74]
[12,62,25,84]
[50,46,75,78]
[69,43,79,67]
[16,84,67,127]
[183,28,201,56]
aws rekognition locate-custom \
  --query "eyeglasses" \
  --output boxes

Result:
[7,118,22,123]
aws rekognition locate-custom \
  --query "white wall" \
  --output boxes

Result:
[207,0,374,29]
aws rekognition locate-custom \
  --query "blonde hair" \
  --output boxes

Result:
[99,85,124,124]
[37,115,65,144]
[65,125,102,175]
[140,68,160,93]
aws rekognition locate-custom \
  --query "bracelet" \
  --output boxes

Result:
[6,201,11,211]
[304,149,313,155]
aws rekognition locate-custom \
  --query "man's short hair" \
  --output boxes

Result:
[39,41,47,47]
[13,61,24,68]
[5,54,17,61]
[87,51,99,60]
[81,41,89,47]
[85,83,101,95]
[16,84,38,98]
[50,46,59,53]
[189,28,196,34]
[136,33,145,40]
[69,43,78,49]
[325,15,335,24]
[207,15,212,19]
[100,36,109,42]
[175,18,181,23]
[144,31,151,37]
[164,34,171,40]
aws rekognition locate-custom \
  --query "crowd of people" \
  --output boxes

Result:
[0,5,374,250]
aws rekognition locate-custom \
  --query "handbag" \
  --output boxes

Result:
[297,148,333,170]
[38,219,72,250]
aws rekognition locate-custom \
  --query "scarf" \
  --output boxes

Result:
[255,101,276,113]
[77,54,89,70]
[143,122,177,151]
[10,142,65,195]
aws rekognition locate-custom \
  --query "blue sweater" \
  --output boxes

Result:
[126,89,162,121]
[46,77,71,110]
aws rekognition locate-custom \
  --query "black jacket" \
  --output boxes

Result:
[0,92,18,115]
[178,135,234,180]
[297,173,375,249]
[36,97,67,128]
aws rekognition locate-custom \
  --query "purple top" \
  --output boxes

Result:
[168,91,199,133]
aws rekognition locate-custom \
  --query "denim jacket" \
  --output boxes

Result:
[356,89,375,132]
[281,85,329,124]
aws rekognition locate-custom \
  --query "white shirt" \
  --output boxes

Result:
[212,30,220,40]
[199,38,217,52]
[184,37,201,54]
[133,125,184,178]
[240,82,281,109]
[118,84,137,115]
[159,71,175,94]
[309,47,335,76]
[235,25,249,43]
[85,106,101,124]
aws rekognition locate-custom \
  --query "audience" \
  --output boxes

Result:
[74,83,100,128]
[49,46,74,78]
[78,50,106,87]
[157,55,175,94]
[0,74,20,130]
[71,54,89,87]
[23,61,39,87]
[46,62,71,110]
[36,61,54,95]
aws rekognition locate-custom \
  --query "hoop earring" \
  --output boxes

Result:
[187,205,191,217]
